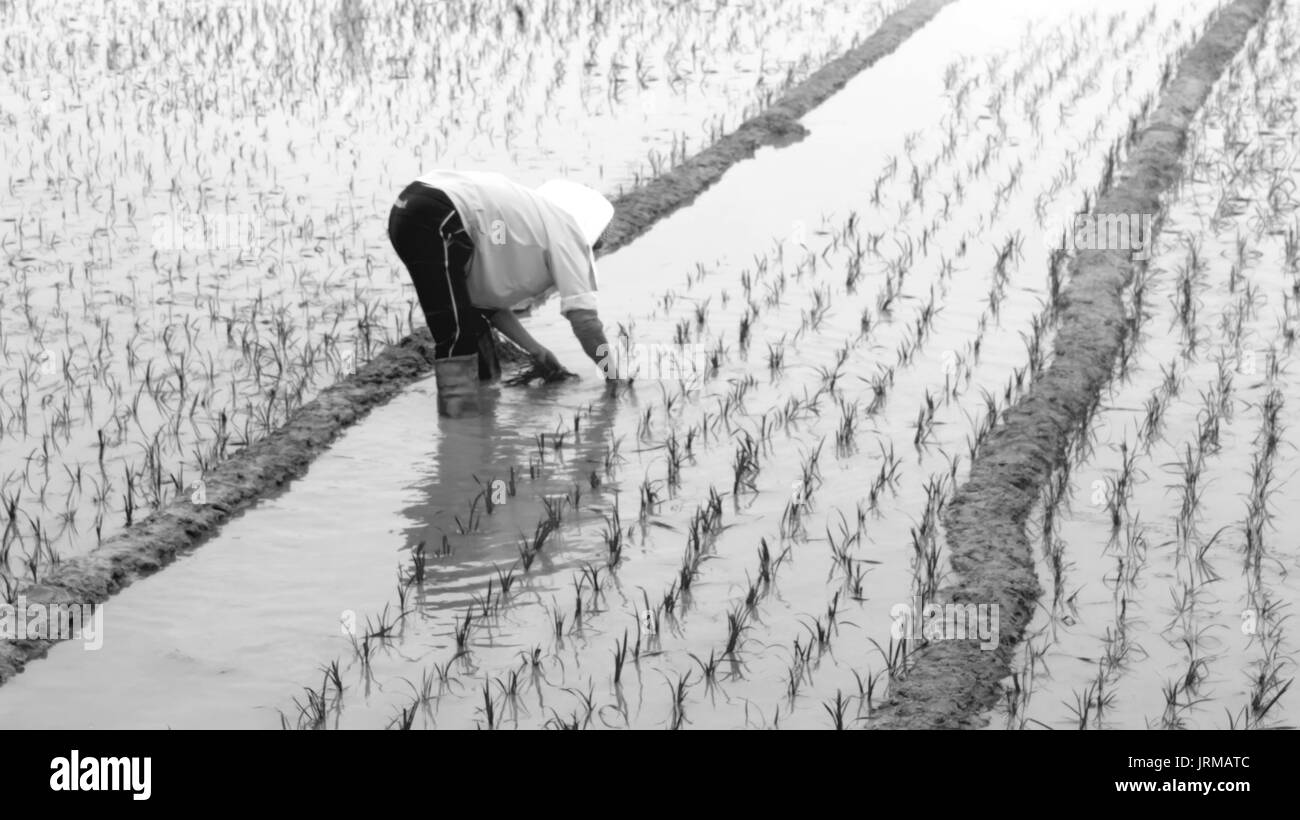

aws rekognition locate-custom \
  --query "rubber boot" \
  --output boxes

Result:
[477,330,502,383]
[434,354,480,417]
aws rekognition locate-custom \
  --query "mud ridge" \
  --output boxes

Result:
[867,0,1273,729]
[0,0,956,685]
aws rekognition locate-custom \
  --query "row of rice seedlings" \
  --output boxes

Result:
[777,7,1211,723]
[1023,173,1287,729]
[535,255,938,724]
[756,10,1202,721]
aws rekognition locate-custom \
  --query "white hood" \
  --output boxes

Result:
[535,179,614,246]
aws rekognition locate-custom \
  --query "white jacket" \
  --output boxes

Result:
[415,169,599,314]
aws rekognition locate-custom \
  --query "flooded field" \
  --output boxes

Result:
[0,0,898,575]
[6,0,1287,734]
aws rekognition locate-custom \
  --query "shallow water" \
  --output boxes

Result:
[0,0,1229,729]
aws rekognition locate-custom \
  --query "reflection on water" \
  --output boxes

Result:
[398,386,623,616]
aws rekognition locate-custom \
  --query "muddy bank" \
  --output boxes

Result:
[867,0,1273,729]
[0,0,954,685]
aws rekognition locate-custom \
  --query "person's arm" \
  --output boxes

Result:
[568,308,627,397]
[565,308,611,374]
[488,308,545,359]
[544,232,624,387]
[488,308,567,375]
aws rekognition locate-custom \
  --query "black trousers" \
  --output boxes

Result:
[388,182,499,378]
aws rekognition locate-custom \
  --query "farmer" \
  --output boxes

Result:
[387,170,616,416]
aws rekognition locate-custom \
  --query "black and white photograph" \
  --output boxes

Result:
[0,0,1292,795]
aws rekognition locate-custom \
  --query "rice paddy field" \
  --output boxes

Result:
[1,0,1296,733]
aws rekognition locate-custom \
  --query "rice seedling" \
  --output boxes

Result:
[835,399,860,454]
[281,676,331,731]
[602,502,624,569]
[547,598,567,646]
[689,650,722,690]
[783,636,816,704]
[612,630,629,687]
[638,476,662,521]
[1101,440,1142,535]
[723,603,749,658]
[541,494,565,530]
[665,670,693,730]
[780,490,808,541]
[454,608,475,656]
[912,391,938,450]
[476,680,497,731]
[1240,630,1296,729]
[664,432,684,489]
[517,518,555,572]
[797,440,824,499]
[493,563,518,599]
[868,634,912,681]
[1157,673,1212,731]
[766,342,785,377]
[579,563,605,610]
[1167,442,1207,539]
[823,689,852,730]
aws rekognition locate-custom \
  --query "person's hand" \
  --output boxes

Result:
[502,348,578,387]
[530,348,578,383]
[532,348,565,377]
